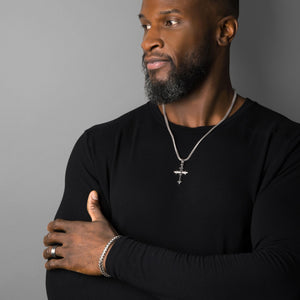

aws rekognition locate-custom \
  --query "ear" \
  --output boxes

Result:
[216,16,239,46]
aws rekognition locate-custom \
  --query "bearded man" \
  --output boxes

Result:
[43,0,300,299]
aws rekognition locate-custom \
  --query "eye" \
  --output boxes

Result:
[165,19,179,27]
[141,24,151,31]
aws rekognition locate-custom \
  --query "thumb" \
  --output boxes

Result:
[87,190,103,222]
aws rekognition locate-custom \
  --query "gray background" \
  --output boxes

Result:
[0,0,299,299]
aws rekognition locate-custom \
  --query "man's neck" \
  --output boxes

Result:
[157,80,245,128]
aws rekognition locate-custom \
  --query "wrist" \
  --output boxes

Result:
[103,242,114,273]
[98,235,122,277]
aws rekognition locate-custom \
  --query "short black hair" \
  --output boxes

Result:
[211,0,239,19]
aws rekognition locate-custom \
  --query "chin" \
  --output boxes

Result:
[149,73,171,83]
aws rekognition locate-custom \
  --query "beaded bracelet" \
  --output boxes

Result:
[98,235,122,277]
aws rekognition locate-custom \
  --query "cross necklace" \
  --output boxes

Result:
[173,160,188,185]
[162,90,237,185]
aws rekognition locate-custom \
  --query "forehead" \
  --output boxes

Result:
[140,0,210,18]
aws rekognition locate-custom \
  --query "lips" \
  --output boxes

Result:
[147,61,170,70]
[144,57,170,70]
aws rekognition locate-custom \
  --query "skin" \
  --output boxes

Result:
[43,191,117,275]
[44,0,245,275]
[140,0,245,127]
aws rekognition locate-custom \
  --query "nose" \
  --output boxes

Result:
[141,27,164,52]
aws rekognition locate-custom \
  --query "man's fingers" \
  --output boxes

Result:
[43,245,65,260]
[47,219,71,232]
[87,190,104,222]
[43,232,65,246]
[45,256,67,270]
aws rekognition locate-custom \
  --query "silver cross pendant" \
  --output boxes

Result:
[174,160,188,185]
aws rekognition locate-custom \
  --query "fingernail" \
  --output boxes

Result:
[91,191,98,201]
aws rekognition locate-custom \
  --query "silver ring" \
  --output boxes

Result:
[50,245,59,259]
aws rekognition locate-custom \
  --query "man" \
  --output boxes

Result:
[43,0,300,299]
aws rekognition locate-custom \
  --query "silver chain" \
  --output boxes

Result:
[162,90,237,163]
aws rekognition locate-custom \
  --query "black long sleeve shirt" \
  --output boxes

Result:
[46,98,300,299]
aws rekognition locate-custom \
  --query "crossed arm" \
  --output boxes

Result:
[43,130,300,299]
[43,190,118,276]
[43,185,300,300]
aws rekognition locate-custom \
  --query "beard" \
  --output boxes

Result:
[142,45,212,105]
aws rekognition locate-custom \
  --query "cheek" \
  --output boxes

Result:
[162,20,205,66]
[163,32,196,67]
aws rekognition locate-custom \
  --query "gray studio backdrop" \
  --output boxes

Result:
[1,1,299,299]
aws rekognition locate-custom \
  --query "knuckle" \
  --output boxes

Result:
[43,249,48,259]
[56,245,64,258]
[52,220,59,230]
[63,257,69,268]
[47,221,54,228]
[48,260,55,268]
[43,235,48,245]
[65,238,72,247]
[64,236,70,246]
[53,219,62,230]
[45,247,51,258]
[47,221,54,231]
[46,260,52,269]
[44,233,54,245]
[50,232,58,241]
[69,235,77,246]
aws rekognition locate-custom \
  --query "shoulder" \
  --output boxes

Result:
[245,98,300,142]
[75,102,151,153]
[245,100,300,196]
[85,102,150,137]
[245,99,300,180]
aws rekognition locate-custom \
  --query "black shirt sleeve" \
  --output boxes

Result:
[46,128,158,300]
[106,136,300,300]
[53,130,105,221]
[46,131,102,299]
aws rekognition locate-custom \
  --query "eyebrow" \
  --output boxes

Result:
[138,9,182,19]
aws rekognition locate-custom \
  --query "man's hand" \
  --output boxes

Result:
[43,191,118,276]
